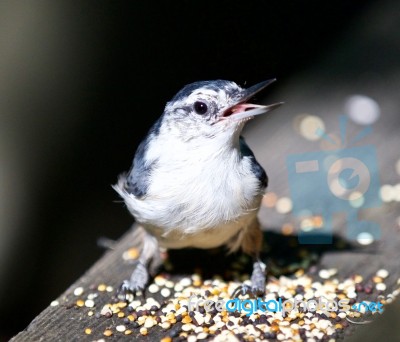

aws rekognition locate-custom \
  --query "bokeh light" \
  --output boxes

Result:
[300,219,314,232]
[380,184,395,202]
[294,114,326,141]
[356,232,374,245]
[299,216,324,232]
[394,184,400,202]
[345,95,380,125]
[349,191,365,208]
[281,223,294,235]
[276,197,293,214]
[313,216,324,228]
[262,192,277,208]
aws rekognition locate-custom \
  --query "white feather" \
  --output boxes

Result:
[113,124,263,250]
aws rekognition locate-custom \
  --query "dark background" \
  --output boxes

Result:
[1,0,398,339]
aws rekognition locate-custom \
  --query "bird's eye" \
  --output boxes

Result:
[193,101,208,115]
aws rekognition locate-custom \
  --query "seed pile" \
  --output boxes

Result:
[54,263,400,341]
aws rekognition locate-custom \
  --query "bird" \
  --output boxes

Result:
[113,79,282,297]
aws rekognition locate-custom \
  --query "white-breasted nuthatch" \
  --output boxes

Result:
[114,79,282,297]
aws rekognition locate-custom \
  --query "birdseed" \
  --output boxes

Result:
[376,269,389,279]
[74,287,84,296]
[85,299,95,308]
[161,288,171,297]
[122,247,140,261]
[116,325,126,332]
[97,284,107,291]
[65,259,400,341]
[103,329,112,337]
[148,284,159,293]
[376,283,387,291]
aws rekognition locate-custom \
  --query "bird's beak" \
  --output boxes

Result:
[221,79,283,122]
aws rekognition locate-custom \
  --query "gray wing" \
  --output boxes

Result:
[125,140,153,197]
[239,136,268,189]
[124,117,162,197]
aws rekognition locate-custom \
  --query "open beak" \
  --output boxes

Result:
[221,79,283,122]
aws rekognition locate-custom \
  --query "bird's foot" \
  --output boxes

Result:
[232,283,265,298]
[117,262,149,301]
[232,260,266,298]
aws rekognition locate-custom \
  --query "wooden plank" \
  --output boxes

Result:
[10,217,400,341]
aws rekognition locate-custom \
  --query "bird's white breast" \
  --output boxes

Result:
[116,129,263,249]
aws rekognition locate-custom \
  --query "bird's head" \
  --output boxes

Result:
[162,79,283,142]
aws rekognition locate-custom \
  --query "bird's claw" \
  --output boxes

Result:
[232,260,266,298]
[117,280,144,301]
[117,261,149,301]
[232,284,265,298]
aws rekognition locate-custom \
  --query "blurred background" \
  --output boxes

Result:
[1,0,399,339]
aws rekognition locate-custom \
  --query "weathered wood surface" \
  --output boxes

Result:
[10,214,400,341]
